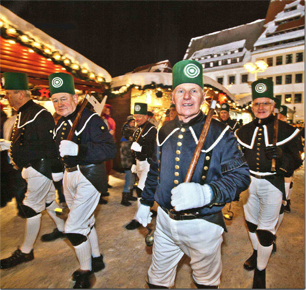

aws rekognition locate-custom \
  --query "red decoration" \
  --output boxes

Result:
[39,88,50,98]
[218,93,227,104]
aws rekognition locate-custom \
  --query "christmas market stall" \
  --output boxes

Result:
[0,5,112,116]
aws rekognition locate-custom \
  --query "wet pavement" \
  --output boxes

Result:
[0,165,304,289]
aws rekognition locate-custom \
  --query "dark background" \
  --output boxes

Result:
[1,1,270,77]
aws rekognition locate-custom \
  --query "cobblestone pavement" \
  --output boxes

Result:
[0,165,304,289]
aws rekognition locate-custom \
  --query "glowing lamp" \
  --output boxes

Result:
[81,68,88,74]
[20,35,30,43]
[89,73,95,79]
[7,28,17,36]
[71,63,80,70]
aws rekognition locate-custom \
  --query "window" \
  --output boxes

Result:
[294,94,302,103]
[286,54,293,64]
[241,74,248,83]
[210,62,213,67]
[205,63,210,68]
[296,52,303,62]
[275,95,282,104]
[276,56,283,65]
[285,75,292,84]
[218,60,222,66]
[285,94,292,103]
[267,77,273,81]
[227,59,231,64]
[267,57,273,66]
[217,77,223,85]
[276,76,282,85]
[295,73,303,83]
[229,76,235,85]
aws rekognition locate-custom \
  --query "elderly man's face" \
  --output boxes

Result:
[251,97,275,119]
[172,83,205,123]
[5,90,22,111]
[219,110,230,122]
[51,93,78,117]
[134,114,148,127]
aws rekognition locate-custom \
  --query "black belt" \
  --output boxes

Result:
[250,173,276,179]
[25,158,46,168]
[161,206,210,221]
[65,164,96,172]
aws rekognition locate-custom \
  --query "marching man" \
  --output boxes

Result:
[218,103,240,131]
[49,72,116,288]
[135,60,250,288]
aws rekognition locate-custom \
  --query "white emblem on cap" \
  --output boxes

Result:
[280,107,283,112]
[184,64,200,78]
[221,104,226,109]
[52,77,63,88]
[135,105,141,112]
[255,83,267,94]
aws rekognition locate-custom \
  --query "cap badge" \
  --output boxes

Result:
[52,77,64,88]
[184,64,200,78]
[221,104,226,109]
[255,83,267,94]
[135,105,141,112]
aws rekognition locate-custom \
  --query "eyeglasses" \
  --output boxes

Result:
[252,102,273,108]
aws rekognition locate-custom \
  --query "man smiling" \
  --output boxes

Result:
[135,60,250,288]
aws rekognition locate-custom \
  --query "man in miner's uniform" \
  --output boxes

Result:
[134,60,251,288]
[125,102,157,230]
[218,103,240,131]
[0,72,65,269]
[48,72,116,288]
[235,79,302,288]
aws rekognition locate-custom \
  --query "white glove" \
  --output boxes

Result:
[136,204,153,227]
[59,140,79,157]
[21,167,29,179]
[131,142,142,152]
[131,164,137,174]
[0,139,11,151]
[52,172,64,182]
[171,183,212,211]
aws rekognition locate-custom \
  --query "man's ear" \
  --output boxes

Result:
[201,90,206,105]
[72,94,79,104]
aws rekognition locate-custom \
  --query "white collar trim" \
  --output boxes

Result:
[17,109,46,129]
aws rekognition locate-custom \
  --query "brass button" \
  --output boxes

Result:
[175,157,180,162]
[258,133,262,136]
[175,172,179,176]
[201,176,206,180]
[49,130,53,133]
[256,167,259,170]
[256,163,260,165]
[158,160,160,163]
[63,127,66,130]
[181,128,186,132]
[64,123,67,126]
[177,142,182,146]
[174,180,179,184]
[205,156,210,160]
[22,128,25,130]
[61,137,64,140]
[259,128,262,131]
[178,134,183,139]
[62,132,65,135]
[159,151,161,154]
[20,143,23,146]
[101,126,105,130]
[257,153,260,156]
[257,148,260,151]
[257,143,261,146]
[256,158,260,160]
[176,150,181,155]
[258,138,262,141]
[203,166,208,170]
[175,165,179,169]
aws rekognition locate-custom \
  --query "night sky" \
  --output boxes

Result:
[2,1,271,78]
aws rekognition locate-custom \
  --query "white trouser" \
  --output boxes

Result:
[63,168,100,237]
[22,166,56,212]
[244,176,282,234]
[148,207,224,287]
[136,159,150,190]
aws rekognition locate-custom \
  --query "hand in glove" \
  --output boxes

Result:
[59,140,79,157]
[52,172,64,182]
[136,204,152,227]
[171,183,212,211]
[0,139,11,151]
[131,142,142,152]
[265,146,283,160]
[131,164,137,174]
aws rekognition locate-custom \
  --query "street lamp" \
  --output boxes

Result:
[244,60,268,81]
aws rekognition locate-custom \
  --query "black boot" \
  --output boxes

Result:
[284,199,291,213]
[72,255,105,281]
[99,196,108,204]
[194,282,218,289]
[128,189,137,201]
[73,270,94,289]
[125,219,141,230]
[244,250,257,270]
[253,268,266,289]
[147,282,168,288]
[0,248,34,269]
[41,228,65,242]
[121,192,132,206]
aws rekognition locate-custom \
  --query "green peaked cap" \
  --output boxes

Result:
[220,103,230,112]
[49,72,75,96]
[172,60,203,89]
[3,72,29,90]
[134,103,147,115]
[280,105,288,116]
[252,79,274,100]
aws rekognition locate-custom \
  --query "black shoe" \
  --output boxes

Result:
[41,228,65,242]
[125,219,141,230]
[72,255,105,281]
[151,210,157,217]
[73,270,94,289]
[0,248,34,269]
[127,191,137,201]
[272,241,276,253]
[253,268,266,289]
[284,200,291,213]
[101,191,110,197]
[121,192,132,206]
[244,250,257,271]
[99,196,108,204]
[107,184,113,188]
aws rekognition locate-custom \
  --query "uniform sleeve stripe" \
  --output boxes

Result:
[75,113,99,136]
[157,128,180,146]
[142,126,155,137]
[17,109,46,129]
[264,126,301,146]
[235,127,259,149]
